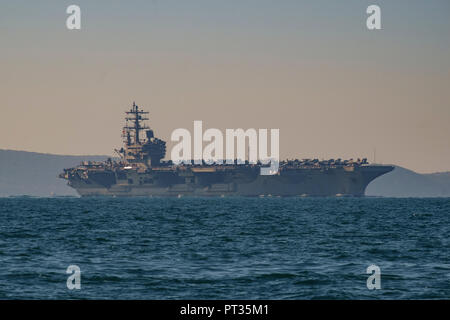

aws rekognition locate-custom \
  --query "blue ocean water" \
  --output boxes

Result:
[0,197,448,299]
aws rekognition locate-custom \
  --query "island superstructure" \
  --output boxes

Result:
[59,102,394,197]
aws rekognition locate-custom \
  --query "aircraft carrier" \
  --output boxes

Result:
[59,102,394,197]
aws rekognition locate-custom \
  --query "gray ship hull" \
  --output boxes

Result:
[65,165,394,197]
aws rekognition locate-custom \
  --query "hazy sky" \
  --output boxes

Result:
[1,0,449,173]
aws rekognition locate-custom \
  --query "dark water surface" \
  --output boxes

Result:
[0,197,449,299]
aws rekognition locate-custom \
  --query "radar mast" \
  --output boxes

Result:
[124,102,149,145]
[120,102,166,166]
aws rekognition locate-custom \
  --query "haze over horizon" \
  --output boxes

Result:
[1,0,449,173]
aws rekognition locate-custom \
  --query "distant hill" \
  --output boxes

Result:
[366,166,450,197]
[0,150,111,197]
[1,149,449,197]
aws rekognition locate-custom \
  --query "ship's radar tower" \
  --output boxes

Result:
[124,102,149,146]
[120,102,166,166]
